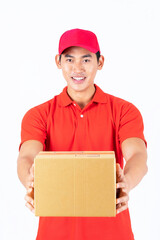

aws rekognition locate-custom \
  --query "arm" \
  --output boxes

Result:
[17,140,43,212]
[116,137,148,214]
[122,137,148,191]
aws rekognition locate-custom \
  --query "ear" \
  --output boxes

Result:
[55,54,62,69]
[97,55,104,70]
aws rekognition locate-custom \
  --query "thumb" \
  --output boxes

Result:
[30,163,34,178]
[116,163,122,172]
[116,163,123,180]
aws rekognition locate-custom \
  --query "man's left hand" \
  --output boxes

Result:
[116,163,130,214]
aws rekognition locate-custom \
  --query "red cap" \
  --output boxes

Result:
[58,28,100,55]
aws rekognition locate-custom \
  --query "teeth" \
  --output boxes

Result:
[72,77,85,81]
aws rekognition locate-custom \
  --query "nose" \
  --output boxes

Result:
[73,60,84,72]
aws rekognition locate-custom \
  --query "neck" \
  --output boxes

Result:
[67,85,96,109]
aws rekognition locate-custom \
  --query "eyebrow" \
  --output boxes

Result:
[82,54,92,58]
[64,54,92,58]
[64,54,74,58]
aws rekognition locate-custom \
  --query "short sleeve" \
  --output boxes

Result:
[19,106,47,150]
[118,102,147,146]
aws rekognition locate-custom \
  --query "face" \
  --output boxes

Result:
[55,46,104,96]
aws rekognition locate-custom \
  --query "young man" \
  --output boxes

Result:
[17,28,148,240]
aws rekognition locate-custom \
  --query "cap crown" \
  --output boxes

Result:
[58,28,100,54]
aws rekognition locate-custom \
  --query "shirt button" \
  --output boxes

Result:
[73,103,76,106]
[80,114,84,118]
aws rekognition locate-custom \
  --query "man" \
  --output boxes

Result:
[17,28,148,240]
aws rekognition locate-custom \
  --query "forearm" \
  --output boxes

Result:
[124,152,148,191]
[17,140,43,188]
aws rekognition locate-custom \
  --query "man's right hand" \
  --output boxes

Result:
[24,163,35,213]
[17,140,43,214]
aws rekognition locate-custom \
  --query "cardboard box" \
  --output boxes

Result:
[34,151,116,217]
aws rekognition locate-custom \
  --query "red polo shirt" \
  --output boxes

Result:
[20,84,146,240]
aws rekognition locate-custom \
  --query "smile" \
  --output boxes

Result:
[72,77,86,81]
[71,76,86,84]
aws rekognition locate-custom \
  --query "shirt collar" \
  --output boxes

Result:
[58,84,108,107]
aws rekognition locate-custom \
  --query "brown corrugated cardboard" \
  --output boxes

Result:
[34,151,116,217]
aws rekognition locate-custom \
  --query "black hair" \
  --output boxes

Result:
[59,54,62,62]
[95,51,101,62]
[59,51,101,63]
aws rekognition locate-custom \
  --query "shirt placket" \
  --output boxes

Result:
[72,102,87,150]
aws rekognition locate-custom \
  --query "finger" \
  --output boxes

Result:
[121,187,128,193]
[29,181,34,188]
[24,193,34,203]
[27,187,34,200]
[25,188,34,201]
[116,195,129,205]
[116,182,129,194]
[116,182,126,189]
[116,203,128,214]
[26,187,34,194]
[25,201,35,213]
[24,194,34,207]
[116,203,121,209]
[26,181,34,189]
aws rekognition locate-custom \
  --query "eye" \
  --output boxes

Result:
[66,58,72,62]
[83,59,90,63]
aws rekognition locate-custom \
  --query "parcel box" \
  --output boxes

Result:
[34,151,116,217]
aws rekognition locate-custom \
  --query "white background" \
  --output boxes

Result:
[0,0,160,239]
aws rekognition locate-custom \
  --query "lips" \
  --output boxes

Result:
[71,76,86,84]
[72,77,85,81]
